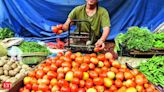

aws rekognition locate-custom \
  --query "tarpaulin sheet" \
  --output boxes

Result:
[0,0,164,41]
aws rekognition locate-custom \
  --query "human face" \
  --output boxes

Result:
[86,0,98,6]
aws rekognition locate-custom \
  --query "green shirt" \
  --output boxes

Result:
[68,5,110,40]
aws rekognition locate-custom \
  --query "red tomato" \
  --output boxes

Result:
[57,67,64,73]
[43,66,51,73]
[50,78,57,86]
[32,84,38,91]
[89,71,98,78]
[104,60,110,67]
[50,64,57,71]
[97,54,106,61]
[90,53,97,57]
[47,71,57,79]
[115,79,123,88]
[57,72,65,79]
[80,63,89,72]
[28,71,36,77]
[36,70,45,79]
[63,61,71,67]
[72,77,80,85]
[111,67,119,73]
[65,51,72,57]
[94,47,100,52]
[101,66,108,72]
[73,70,83,79]
[95,86,105,92]
[52,26,58,33]
[38,84,48,91]
[99,72,107,78]
[78,88,86,92]
[90,57,99,64]
[75,57,84,64]
[131,69,139,76]
[79,80,85,88]
[83,56,91,64]
[57,30,63,34]
[94,68,101,74]
[116,72,124,81]
[63,57,72,63]
[58,79,69,87]
[124,71,133,80]
[61,86,71,92]
[41,78,50,85]
[63,67,71,74]
[55,59,63,67]
[70,54,76,60]
[70,84,78,92]
[112,61,121,68]
[93,77,103,85]
[51,85,60,92]
[135,75,144,85]
[85,79,93,88]
[57,24,63,30]
[109,85,117,91]
[45,58,52,65]
[89,63,95,70]
[25,84,32,90]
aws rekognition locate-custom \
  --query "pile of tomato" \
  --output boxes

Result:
[19,51,158,92]
[52,24,64,34]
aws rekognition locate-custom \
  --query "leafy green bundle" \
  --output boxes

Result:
[0,28,14,40]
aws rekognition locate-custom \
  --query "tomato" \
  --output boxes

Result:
[25,84,32,90]
[112,61,121,68]
[52,26,58,33]
[78,88,86,92]
[90,53,97,57]
[126,87,137,92]
[104,78,113,88]
[62,62,71,68]
[50,64,57,71]
[97,54,106,61]
[57,67,64,73]
[24,77,31,85]
[99,72,107,78]
[146,87,153,92]
[63,57,72,63]
[79,80,85,87]
[80,63,89,72]
[136,85,144,92]
[43,66,51,73]
[89,63,95,70]
[50,78,57,86]
[36,70,45,79]
[61,86,71,92]
[28,71,36,77]
[90,57,99,64]
[94,47,100,52]
[131,69,139,76]
[30,77,37,84]
[85,79,93,88]
[83,72,89,80]
[70,84,78,92]
[135,75,144,85]
[51,85,60,92]
[73,70,83,79]
[38,84,48,91]
[63,67,71,73]
[57,24,63,30]
[45,58,52,65]
[58,79,69,87]
[75,56,84,64]
[72,77,80,85]
[124,71,133,80]
[115,72,124,81]
[115,79,123,88]
[111,67,119,73]
[65,51,72,57]
[104,60,110,67]
[70,54,76,60]
[47,71,57,79]
[55,59,63,67]
[101,66,108,72]
[57,72,65,79]
[57,30,63,34]
[83,56,91,63]
[125,79,136,87]
[89,71,98,78]
[109,85,117,91]
[19,88,24,92]
[41,78,50,85]
[32,84,38,91]
[95,86,105,92]
[93,77,103,85]
[105,52,113,60]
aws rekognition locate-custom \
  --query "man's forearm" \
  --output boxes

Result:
[100,27,110,42]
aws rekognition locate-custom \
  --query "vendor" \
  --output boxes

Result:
[63,0,110,50]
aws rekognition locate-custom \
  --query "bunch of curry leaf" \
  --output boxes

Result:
[114,26,154,52]
[0,28,14,40]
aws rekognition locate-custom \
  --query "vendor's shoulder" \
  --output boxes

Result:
[98,6,108,12]
[73,5,85,10]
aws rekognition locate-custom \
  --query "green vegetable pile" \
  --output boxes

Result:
[0,28,14,40]
[19,42,50,54]
[138,56,164,86]
[114,26,154,52]
[153,33,164,48]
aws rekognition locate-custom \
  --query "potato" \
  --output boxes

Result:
[15,73,23,79]
[2,76,10,81]
[4,70,9,76]
[6,77,17,83]
[9,70,17,77]
[11,63,17,69]
[0,61,5,66]
[0,56,8,60]
[3,64,12,70]
[0,69,3,75]
[6,61,13,66]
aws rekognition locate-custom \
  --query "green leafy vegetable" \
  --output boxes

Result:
[0,28,14,40]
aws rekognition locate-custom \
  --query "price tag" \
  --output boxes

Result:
[2,82,11,90]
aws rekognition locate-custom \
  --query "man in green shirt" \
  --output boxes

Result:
[63,0,110,50]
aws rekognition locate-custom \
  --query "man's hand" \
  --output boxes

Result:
[95,39,105,50]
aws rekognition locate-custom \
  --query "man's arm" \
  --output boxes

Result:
[100,26,110,42]
[62,18,72,31]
